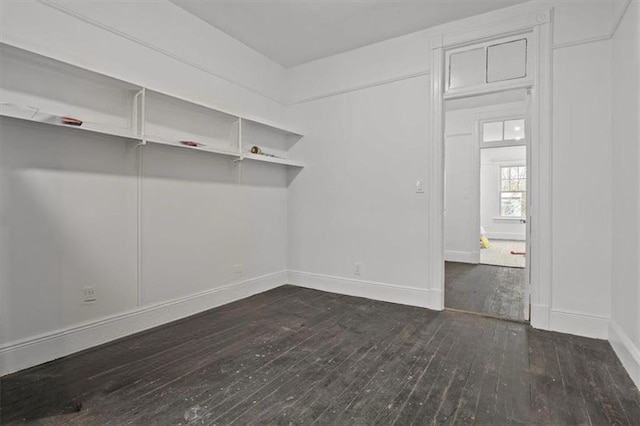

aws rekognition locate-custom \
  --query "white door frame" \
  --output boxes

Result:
[427,9,553,330]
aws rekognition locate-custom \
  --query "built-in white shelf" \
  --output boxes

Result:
[145,136,239,158]
[0,108,142,141]
[239,117,303,168]
[0,42,305,169]
[242,152,305,168]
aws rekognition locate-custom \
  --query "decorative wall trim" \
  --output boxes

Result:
[291,70,431,105]
[287,270,433,310]
[444,250,479,264]
[0,271,287,376]
[552,0,631,50]
[35,0,285,105]
[548,309,610,339]
[609,320,640,389]
[552,34,611,50]
[30,0,629,106]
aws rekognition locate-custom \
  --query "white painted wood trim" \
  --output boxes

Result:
[444,250,480,264]
[287,271,432,309]
[0,271,288,376]
[609,320,640,389]
[442,9,551,48]
[428,36,445,311]
[548,309,610,339]
[291,71,431,105]
[530,304,550,329]
[529,22,554,331]
[430,12,554,327]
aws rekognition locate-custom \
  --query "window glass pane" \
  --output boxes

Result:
[487,39,527,83]
[483,121,503,142]
[449,47,486,89]
[500,166,526,217]
[504,119,525,140]
[518,167,526,178]
[501,193,523,217]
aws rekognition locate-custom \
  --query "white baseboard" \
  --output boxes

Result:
[609,320,640,389]
[485,232,526,241]
[0,271,287,376]
[288,270,433,310]
[444,250,479,264]
[548,309,609,339]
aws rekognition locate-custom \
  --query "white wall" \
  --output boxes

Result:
[481,146,527,241]
[551,39,612,330]
[288,75,431,306]
[610,0,640,388]
[0,0,291,374]
[287,1,618,337]
[0,121,138,343]
[444,130,476,263]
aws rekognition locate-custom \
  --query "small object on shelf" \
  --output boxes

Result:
[61,116,83,126]
[180,140,205,147]
[249,145,281,158]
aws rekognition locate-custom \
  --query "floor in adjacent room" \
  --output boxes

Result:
[481,239,526,268]
[445,261,528,322]
[2,286,639,425]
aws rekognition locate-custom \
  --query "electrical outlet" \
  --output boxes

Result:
[416,180,424,193]
[354,262,362,276]
[83,286,97,303]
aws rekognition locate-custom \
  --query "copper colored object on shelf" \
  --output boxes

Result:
[180,140,203,147]
[62,116,82,126]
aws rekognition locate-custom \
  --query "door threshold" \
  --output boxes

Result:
[444,307,530,325]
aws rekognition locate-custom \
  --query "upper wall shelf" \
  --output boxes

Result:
[0,42,305,168]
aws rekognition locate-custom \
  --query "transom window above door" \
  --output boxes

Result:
[483,119,525,143]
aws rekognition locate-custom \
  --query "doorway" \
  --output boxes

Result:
[428,14,553,329]
[443,89,530,322]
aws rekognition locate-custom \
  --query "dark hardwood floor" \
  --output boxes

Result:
[2,285,639,425]
[445,261,528,322]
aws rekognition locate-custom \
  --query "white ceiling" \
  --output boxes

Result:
[170,0,529,68]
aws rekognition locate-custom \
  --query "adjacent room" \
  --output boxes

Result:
[444,90,529,322]
[1,0,639,424]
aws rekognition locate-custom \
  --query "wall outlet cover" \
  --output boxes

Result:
[83,286,97,303]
